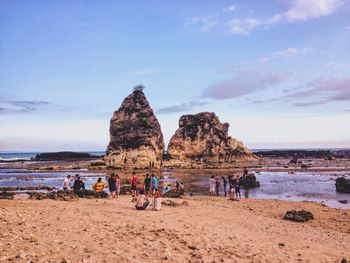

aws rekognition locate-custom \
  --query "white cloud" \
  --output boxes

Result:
[227,18,261,35]
[227,0,345,34]
[185,15,218,31]
[271,0,344,23]
[274,47,315,58]
[223,4,236,13]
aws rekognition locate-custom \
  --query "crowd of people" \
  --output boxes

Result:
[209,168,248,199]
[62,168,248,209]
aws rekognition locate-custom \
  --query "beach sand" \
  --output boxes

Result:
[0,196,349,263]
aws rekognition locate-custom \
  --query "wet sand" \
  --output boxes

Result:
[0,196,349,263]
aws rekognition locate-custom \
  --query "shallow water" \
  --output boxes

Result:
[0,168,349,209]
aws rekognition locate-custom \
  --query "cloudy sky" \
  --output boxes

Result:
[1,0,350,151]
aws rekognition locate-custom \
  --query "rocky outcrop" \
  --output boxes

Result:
[106,86,165,168]
[336,177,350,193]
[167,112,256,163]
[283,210,314,222]
[34,152,99,161]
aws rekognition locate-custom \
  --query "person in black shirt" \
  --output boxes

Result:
[221,176,228,197]
[144,174,151,196]
[73,175,85,194]
[108,174,117,198]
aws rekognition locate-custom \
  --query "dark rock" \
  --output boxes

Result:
[34,152,100,161]
[0,191,15,199]
[336,177,350,193]
[105,86,164,168]
[28,190,108,200]
[240,174,260,189]
[0,186,55,192]
[283,210,314,222]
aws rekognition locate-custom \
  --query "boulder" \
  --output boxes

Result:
[336,177,350,193]
[283,210,314,222]
[167,112,257,163]
[105,86,165,169]
[240,174,260,188]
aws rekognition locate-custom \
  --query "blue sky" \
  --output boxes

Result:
[0,0,350,151]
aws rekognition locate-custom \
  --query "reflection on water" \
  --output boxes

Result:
[0,168,349,209]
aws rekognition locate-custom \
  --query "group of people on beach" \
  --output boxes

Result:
[209,168,248,199]
[61,171,175,211]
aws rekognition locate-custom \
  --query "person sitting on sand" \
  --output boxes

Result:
[63,175,71,190]
[130,172,138,197]
[93,177,106,197]
[135,189,149,210]
[114,174,120,198]
[72,175,85,194]
[209,176,215,196]
[144,174,151,196]
[108,174,117,198]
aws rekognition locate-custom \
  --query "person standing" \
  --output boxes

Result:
[130,172,138,197]
[151,174,158,195]
[235,176,241,199]
[209,176,215,196]
[222,176,228,197]
[63,175,71,190]
[108,174,117,198]
[144,174,151,196]
[215,177,220,196]
[114,174,120,198]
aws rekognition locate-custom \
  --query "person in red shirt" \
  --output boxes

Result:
[130,172,138,197]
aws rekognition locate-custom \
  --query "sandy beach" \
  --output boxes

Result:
[1,196,349,263]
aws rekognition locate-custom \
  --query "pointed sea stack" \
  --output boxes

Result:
[106,86,165,169]
[167,112,256,163]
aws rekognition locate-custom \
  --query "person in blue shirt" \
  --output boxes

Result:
[151,174,158,195]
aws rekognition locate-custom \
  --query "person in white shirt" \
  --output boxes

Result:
[63,175,71,190]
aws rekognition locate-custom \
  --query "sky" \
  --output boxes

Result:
[0,0,350,152]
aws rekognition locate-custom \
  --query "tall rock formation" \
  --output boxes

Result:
[167,112,256,162]
[106,86,164,168]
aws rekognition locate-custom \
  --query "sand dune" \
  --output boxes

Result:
[0,196,349,263]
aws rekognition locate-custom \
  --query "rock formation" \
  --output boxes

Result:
[336,177,350,193]
[167,112,256,163]
[106,86,165,168]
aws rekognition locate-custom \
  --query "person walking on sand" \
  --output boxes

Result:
[144,174,151,196]
[63,175,71,190]
[222,176,228,197]
[151,174,158,196]
[114,174,120,198]
[108,174,117,198]
[215,177,220,196]
[135,189,149,210]
[131,172,138,197]
[209,176,215,196]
